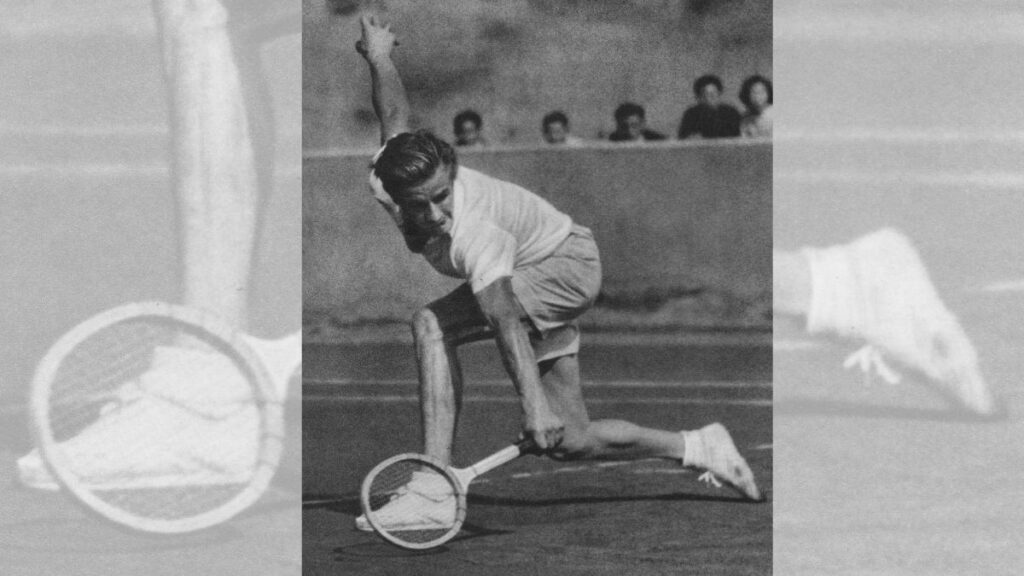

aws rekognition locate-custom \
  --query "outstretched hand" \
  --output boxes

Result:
[356,14,399,60]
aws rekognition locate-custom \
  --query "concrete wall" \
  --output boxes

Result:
[303,140,772,323]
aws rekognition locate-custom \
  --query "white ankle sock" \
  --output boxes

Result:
[682,429,705,468]
[802,245,860,338]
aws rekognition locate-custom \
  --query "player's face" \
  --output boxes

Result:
[543,121,568,144]
[398,166,455,237]
[699,84,721,106]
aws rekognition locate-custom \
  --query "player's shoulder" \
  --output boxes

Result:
[457,165,531,196]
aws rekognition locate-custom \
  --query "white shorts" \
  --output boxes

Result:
[511,224,602,361]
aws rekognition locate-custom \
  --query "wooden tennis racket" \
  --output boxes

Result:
[360,439,535,550]
[28,301,300,534]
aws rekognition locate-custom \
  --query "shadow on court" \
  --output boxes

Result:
[303,337,772,576]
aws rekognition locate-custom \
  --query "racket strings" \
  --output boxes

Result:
[365,460,460,545]
[50,323,162,440]
[43,317,270,521]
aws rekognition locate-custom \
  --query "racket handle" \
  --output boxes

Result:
[465,439,534,480]
[515,437,537,454]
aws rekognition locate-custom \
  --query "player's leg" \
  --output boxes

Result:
[413,283,494,464]
[354,284,492,531]
[153,0,261,328]
[779,229,996,415]
[539,353,761,500]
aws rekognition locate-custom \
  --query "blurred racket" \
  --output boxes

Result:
[28,301,300,534]
[361,438,535,550]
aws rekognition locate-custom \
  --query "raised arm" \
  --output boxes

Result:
[357,15,410,143]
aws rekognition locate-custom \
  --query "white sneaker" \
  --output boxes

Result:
[683,423,762,501]
[355,470,457,532]
[16,449,60,492]
[17,385,259,492]
[139,346,254,419]
[805,228,997,415]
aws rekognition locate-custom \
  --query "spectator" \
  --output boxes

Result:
[739,75,773,138]
[453,109,486,147]
[608,102,667,142]
[541,111,584,146]
[677,74,741,139]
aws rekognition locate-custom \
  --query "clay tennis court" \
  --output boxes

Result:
[302,333,772,575]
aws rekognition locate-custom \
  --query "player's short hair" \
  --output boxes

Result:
[739,75,773,109]
[614,102,645,123]
[372,130,458,199]
[542,110,570,129]
[693,74,724,97]
[453,109,483,134]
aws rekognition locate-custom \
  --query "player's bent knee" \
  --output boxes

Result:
[410,308,443,342]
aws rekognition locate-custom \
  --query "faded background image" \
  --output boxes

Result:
[774,1,1024,574]
[0,1,301,574]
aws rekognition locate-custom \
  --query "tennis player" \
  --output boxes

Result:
[352,15,762,531]
[774,234,997,416]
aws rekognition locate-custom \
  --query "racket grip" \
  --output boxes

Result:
[515,437,538,455]
[465,439,533,479]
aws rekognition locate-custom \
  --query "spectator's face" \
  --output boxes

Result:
[543,121,568,144]
[698,84,721,106]
[455,121,481,146]
[749,82,770,112]
[397,166,455,237]
[618,114,645,140]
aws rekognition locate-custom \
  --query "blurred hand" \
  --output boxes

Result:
[356,15,398,61]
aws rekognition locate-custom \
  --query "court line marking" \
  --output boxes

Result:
[304,377,770,389]
[977,279,1024,293]
[305,394,770,407]
[772,339,823,352]
[776,169,1024,189]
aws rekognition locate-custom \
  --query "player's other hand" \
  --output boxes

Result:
[356,14,398,61]
[523,410,564,452]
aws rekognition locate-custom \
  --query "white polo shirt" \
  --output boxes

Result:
[371,165,573,293]
[422,167,572,292]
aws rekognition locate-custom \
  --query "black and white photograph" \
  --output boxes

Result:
[301,1,772,574]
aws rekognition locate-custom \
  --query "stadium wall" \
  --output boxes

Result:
[303,140,772,324]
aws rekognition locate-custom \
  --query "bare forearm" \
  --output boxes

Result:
[492,319,548,414]
[366,56,410,142]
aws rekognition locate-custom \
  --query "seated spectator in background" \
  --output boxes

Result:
[541,111,584,146]
[739,75,773,138]
[677,74,741,139]
[453,109,487,147]
[608,102,667,142]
